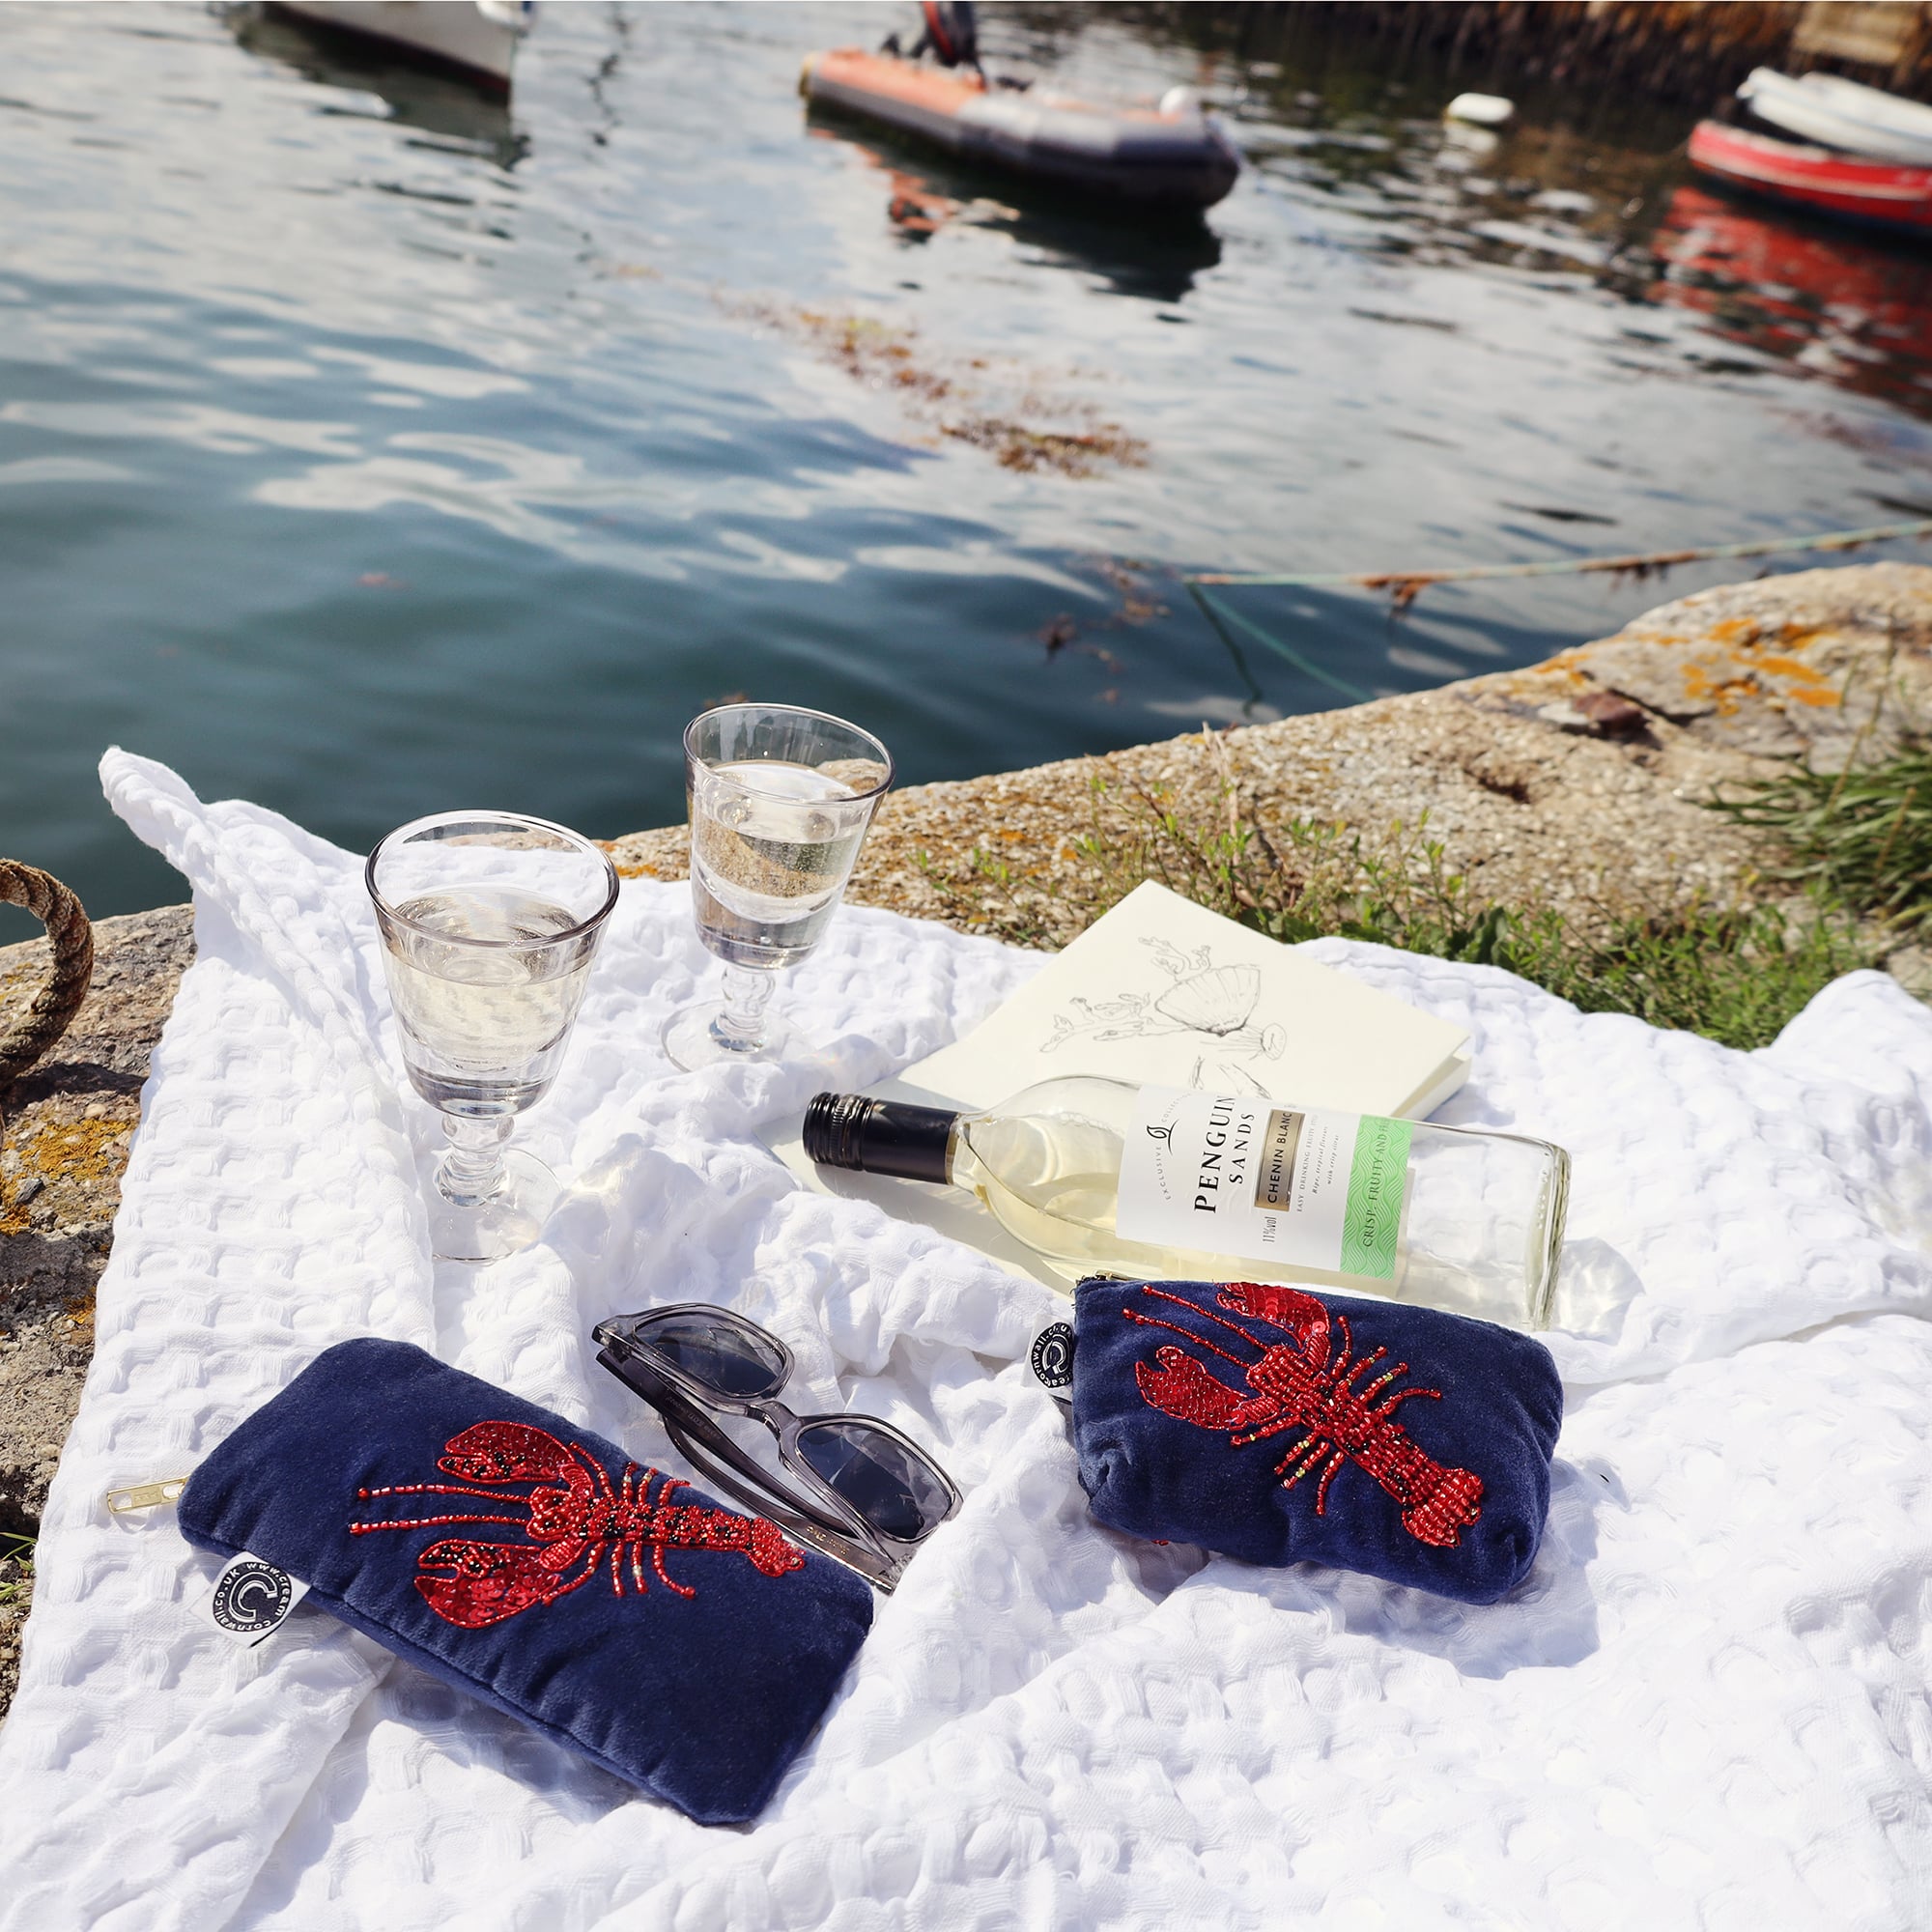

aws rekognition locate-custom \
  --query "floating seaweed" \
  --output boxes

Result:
[725,297,1148,481]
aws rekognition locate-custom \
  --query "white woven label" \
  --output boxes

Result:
[199,1551,310,1647]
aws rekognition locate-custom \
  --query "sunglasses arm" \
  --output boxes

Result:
[594,1346,906,1592]
[665,1416,906,1594]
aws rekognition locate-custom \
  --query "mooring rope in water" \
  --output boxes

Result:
[1187,516,1932,598]
[1182,516,1932,704]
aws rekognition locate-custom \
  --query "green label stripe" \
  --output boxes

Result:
[1340,1115,1411,1280]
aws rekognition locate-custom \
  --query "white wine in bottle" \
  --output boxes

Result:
[803,1077,1569,1329]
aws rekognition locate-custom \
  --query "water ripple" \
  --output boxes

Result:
[4,0,1932,925]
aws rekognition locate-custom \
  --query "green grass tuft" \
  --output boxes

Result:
[0,1531,36,1608]
[919,757,1889,1052]
[1714,738,1932,931]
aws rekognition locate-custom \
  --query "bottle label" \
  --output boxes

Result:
[1115,1086,1411,1280]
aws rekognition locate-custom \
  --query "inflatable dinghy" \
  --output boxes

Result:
[801,48,1241,209]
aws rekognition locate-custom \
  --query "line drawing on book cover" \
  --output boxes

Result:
[1041,937,1286,1092]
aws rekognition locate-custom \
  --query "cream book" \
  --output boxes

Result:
[772,881,1471,1288]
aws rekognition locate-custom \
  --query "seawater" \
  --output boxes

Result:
[8,1,1932,931]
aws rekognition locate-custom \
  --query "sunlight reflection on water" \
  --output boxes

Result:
[6,1,1932,923]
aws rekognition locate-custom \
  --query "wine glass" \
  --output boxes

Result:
[663,704,893,1070]
[367,811,619,1264]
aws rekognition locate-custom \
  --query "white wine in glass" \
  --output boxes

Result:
[665,705,893,1068]
[368,812,618,1263]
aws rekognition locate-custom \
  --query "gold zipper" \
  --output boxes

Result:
[104,1477,189,1515]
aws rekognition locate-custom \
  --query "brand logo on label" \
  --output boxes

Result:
[1030,1322,1077,1391]
[211,1558,295,1635]
[1120,1089,1409,1279]
[1187,1096,1265,1216]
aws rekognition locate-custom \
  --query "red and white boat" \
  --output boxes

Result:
[1737,68,1932,168]
[1687,118,1932,237]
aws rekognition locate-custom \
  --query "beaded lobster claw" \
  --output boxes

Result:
[1124,1282,1486,1548]
[349,1420,804,1628]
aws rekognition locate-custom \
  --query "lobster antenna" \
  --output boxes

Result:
[1134,1284,1264,1353]
[348,1511,526,1535]
[357,1481,512,1503]
[1122,1304,1250,1367]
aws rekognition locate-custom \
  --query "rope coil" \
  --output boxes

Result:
[1182,516,1932,705]
[0,861,94,1090]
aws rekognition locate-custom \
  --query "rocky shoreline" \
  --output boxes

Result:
[620,561,1932,946]
[2,560,1928,1708]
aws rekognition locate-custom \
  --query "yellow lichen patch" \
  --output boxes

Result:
[6,1115,134,1199]
[1745,653,1840,705]
[1677,661,1763,717]
[1706,616,1763,649]
[612,861,663,879]
[1748,652,1832,683]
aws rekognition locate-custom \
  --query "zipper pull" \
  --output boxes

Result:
[105,1477,189,1516]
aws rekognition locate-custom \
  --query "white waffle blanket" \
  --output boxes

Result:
[5,752,1932,1931]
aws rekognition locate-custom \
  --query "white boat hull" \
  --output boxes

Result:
[273,2,529,87]
[1740,67,1932,167]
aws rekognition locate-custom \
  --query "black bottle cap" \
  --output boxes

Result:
[802,1092,959,1186]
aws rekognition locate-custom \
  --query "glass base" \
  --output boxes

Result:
[430,1147,560,1264]
[662,1001,795,1070]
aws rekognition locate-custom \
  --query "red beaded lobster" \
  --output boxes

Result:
[348,1420,805,1629]
[1124,1282,1485,1548]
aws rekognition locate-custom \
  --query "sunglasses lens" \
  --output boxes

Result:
[633,1312,787,1399]
[797,1419,952,1544]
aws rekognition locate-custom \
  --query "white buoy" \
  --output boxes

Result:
[1446,92,1515,128]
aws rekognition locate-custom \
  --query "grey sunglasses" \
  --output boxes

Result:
[592,1304,961,1592]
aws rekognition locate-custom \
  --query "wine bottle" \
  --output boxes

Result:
[803,1077,1569,1329]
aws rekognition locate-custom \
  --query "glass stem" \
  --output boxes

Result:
[712,963,777,1052]
[439,1113,512,1207]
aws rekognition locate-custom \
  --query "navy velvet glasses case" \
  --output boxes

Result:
[1070,1279,1564,1605]
[179,1338,874,1824]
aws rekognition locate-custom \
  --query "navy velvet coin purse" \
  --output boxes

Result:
[178,1337,874,1824]
[1067,1278,1564,1605]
